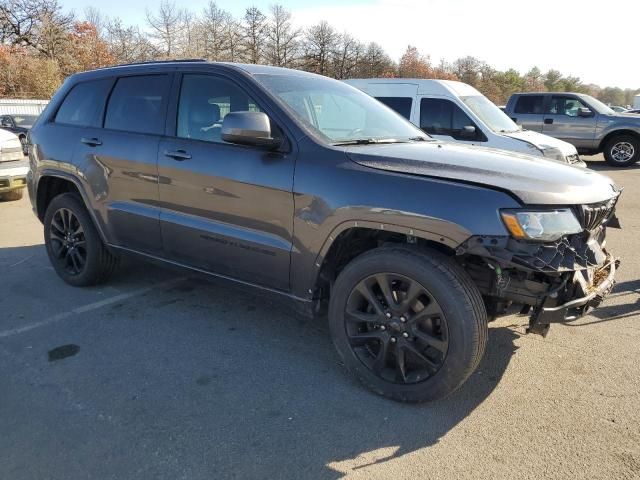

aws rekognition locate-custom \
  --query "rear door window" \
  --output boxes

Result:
[514,95,545,114]
[55,79,112,127]
[375,97,412,119]
[105,75,171,135]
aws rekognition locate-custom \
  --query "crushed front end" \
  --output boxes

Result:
[458,196,621,336]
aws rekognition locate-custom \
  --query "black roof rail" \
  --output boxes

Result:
[95,59,208,70]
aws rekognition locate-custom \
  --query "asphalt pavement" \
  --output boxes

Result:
[1,155,639,479]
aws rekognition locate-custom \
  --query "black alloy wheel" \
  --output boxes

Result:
[49,207,87,276]
[345,273,448,384]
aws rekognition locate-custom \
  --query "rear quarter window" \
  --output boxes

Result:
[54,79,112,127]
[375,97,413,120]
[514,95,544,114]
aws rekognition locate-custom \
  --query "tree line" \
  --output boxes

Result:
[1,0,638,106]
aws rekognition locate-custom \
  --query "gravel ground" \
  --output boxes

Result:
[0,155,638,480]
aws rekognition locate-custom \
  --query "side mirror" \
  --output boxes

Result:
[460,125,477,139]
[577,107,593,117]
[221,112,280,149]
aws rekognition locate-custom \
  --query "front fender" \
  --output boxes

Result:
[289,147,521,299]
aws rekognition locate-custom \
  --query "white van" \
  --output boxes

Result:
[343,79,585,166]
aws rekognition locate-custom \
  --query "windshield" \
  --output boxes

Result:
[13,115,38,127]
[460,96,519,133]
[580,95,615,115]
[254,73,428,144]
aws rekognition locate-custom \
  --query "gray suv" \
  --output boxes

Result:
[505,92,640,167]
[27,61,621,402]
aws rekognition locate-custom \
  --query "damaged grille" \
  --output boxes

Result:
[577,197,617,231]
[510,233,607,271]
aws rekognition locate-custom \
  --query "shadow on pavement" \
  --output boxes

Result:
[1,244,520,479]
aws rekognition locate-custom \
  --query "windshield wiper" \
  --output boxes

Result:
[332,138,380,146]
[332,137,418,146]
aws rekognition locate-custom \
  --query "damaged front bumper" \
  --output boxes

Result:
[459,226,620,336]
[527,254,619,335]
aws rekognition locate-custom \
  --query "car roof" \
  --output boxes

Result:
[69,60,326,82]
[345,78,481,97]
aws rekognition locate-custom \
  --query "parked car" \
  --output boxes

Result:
[0,114,38,154]
[344,79,585,166]
[609,106,628,113]
[504,93,640,167]
[0,129,28,201]
[28,61,621,402]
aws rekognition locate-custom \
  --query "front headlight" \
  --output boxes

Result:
[539,146,565,161]
[501,209,582,241]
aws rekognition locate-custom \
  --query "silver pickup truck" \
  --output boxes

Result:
[505,92,640,167]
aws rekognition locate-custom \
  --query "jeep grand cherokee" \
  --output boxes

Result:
[27,61,621,402]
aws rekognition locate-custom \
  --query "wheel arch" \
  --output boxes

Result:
[36,173,109,244]
[598,129,640,151]
[308,220,468,306]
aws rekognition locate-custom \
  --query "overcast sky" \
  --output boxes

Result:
[62,0,639,89]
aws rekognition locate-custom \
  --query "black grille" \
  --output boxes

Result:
[578,198,617,231]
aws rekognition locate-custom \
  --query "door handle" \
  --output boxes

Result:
[164,149,191,161]
[81,137,102,147]
[544,118,554,125]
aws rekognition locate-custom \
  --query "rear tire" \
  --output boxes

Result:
[44,193,118,286]
[603,134,639,167]
[328,246,487,403]
[1,189,24,201]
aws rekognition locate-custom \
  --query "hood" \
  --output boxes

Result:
[345,141,619,205]
[0,128,19,143]
[502,129,577,157]
[601,112,640,124]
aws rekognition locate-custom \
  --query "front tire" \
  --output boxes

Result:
[603,134,639,167]
[329,246,487,403]
[44,193,118,286]
[19,135,28,155]
[1,188,24,201]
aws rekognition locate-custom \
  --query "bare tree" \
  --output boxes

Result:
[241,6,266,64]
[145,0,183,57]
[105,17,157,64]
[303,20,338,76]
[0,0,74,57]
[198,1,231,61]
[224,18,242,62]
[332,33,362,79]
[353,42,394,78]
[264,5,300,68]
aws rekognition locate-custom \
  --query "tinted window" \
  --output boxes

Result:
[55,79,112,127]
[547,96,589,117]
[514,95,545,114]
[375,97,412,119]
[419,98,479,140]
[105,75,170,135]
[177,74,261,143]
